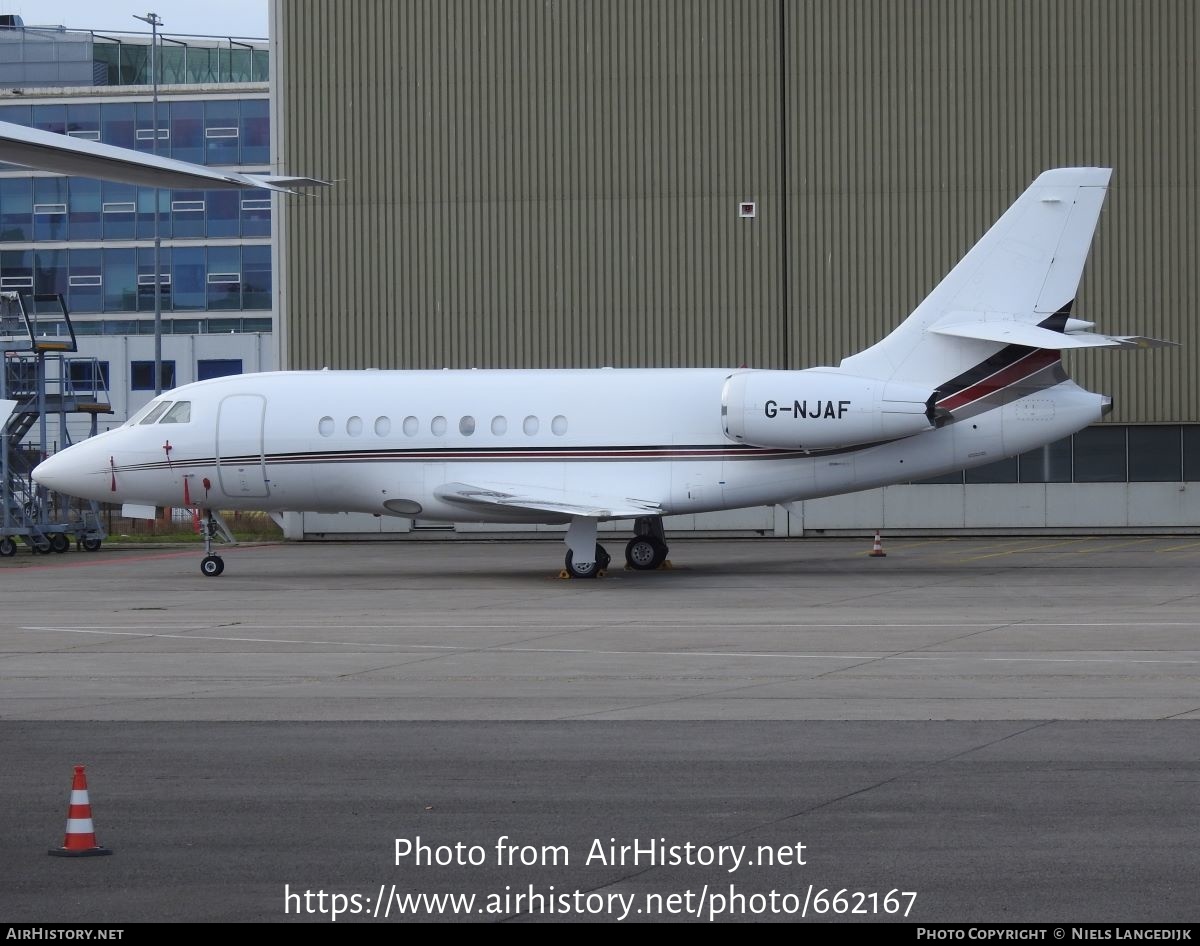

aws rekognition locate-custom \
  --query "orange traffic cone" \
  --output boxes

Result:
[868,530,887,557]
[48,765,112,857]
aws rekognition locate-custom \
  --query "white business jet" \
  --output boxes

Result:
[4,124,1168,577]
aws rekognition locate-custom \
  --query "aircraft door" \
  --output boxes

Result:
[217,394,270,498]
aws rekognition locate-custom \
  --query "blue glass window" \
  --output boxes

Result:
[68,360,110,391]
[65,103,100,140]
[33,104,66,136]
[101,102,136,150]
[0,249,33,291]
[131,360,176,391]
[69,178,103,241]
[171,190,206,239]
[205,99,240,164]
[67,249,103,313]
[240,188,271,237]
[0,105,32,126]
[207,245,241,310]
[0,178,32,242]
[171,101,204,164]
[103,248,137,312]
[32,249,68,297]
[134,101,168,154]
[241,99,270,164]
[241,244,271,310]
[207,190,239,238]
[102,182,137,240]
[198,358,243,380]
[172,246,205,311]
[138,245,172,312]
[137,188,170,240]
[33,178,69,241]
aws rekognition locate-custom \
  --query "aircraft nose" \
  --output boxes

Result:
[32,445,105,500]
[32,451,69,492]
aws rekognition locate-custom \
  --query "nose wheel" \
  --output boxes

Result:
[197,509,235,577]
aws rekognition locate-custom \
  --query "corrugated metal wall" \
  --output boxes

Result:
[275,0,1197,423]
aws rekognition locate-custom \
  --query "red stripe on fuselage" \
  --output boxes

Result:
[936,349,1060,412]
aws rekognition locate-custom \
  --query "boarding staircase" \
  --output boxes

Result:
[1,292,110,556]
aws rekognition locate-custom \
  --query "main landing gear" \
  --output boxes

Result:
[624,515,669,570]
[561,515,671,578]
[198,509,236,577]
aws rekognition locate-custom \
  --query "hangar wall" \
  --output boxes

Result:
[272,0,1196,426]
[269,1,1198,538]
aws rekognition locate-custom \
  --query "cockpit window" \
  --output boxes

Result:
[160,401,191,424]
[137,401,173,425]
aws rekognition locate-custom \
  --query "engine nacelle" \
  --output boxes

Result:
[721,370,935,450]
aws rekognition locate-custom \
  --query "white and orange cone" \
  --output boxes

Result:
[48,765,112,857]
[868,530,887,557]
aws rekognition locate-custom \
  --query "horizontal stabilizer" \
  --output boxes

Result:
[0,120,330,193]
[435,482,662,519]
[930,317,1177,350]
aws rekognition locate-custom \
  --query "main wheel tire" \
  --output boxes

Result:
[200,555,225,577]
[565,545,608,579]
[0,537,16,557]
[50,533,70,554]
[625,536,667,570]
[81,536,102,552]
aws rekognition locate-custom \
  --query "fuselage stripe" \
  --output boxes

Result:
[936,348,1061,412]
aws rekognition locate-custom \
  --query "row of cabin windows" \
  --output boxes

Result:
[317,414,570,439]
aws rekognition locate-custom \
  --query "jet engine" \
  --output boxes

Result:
[721,370,935,450]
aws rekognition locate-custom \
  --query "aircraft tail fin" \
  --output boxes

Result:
[840,168,1114,386]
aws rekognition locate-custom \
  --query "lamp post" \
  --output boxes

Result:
[133,12,163,395]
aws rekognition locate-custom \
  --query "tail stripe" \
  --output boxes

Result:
[936,348,1061,412]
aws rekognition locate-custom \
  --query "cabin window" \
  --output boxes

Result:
[523,415,539,436]
[431,415,447,436]
[552,415,568,436]
[346,415,363,437]
[459,415,476,436]
[137,401,172,425]
[318,416,335,437]
[374,416,391,437]
[402,415,419,436]
[491,415,507,435]
[159,400,191,424]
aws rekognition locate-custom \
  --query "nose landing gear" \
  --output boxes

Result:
[197,509,236,577]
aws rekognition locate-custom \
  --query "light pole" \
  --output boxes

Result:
[133,12,163,395]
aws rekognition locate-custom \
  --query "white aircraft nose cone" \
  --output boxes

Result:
[31,452,68,491]
[32,447,101,500]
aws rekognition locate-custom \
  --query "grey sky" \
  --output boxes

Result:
[8,0,269,38]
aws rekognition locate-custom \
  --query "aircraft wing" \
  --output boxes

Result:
[0,120,330,193]
[434,481,663,519]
